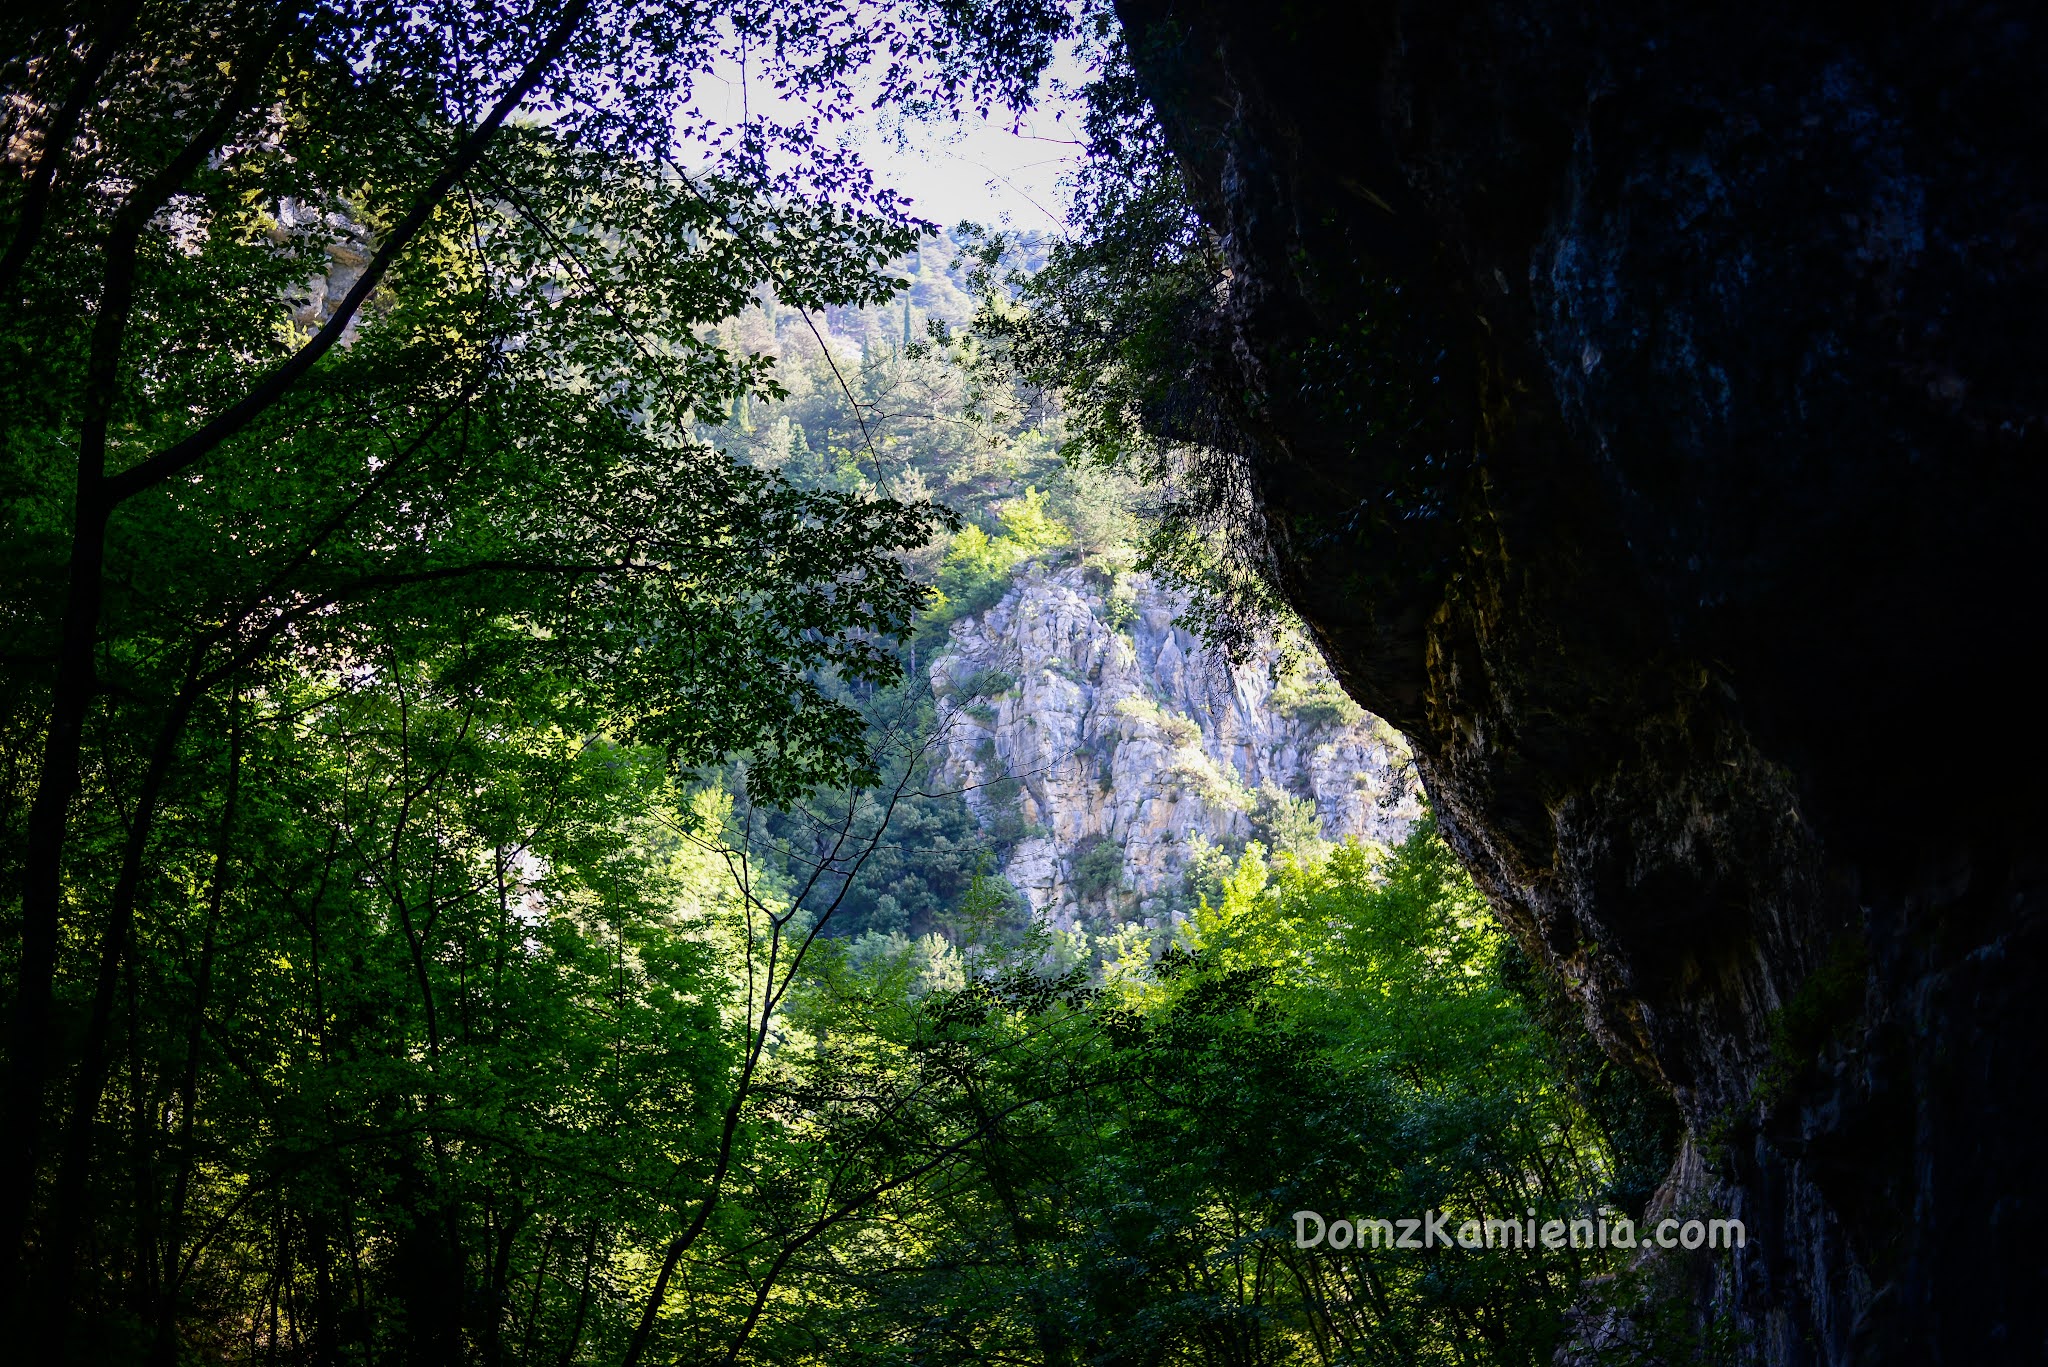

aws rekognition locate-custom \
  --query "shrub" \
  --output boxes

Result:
[1094,733,1120,792]
[996,485,1068,555]
[933,524,1020,625]
[972,740,1040,856]
[1102,575,1139,629]
[1072,834,1126,899]
[957,667,1018,699]
[1271,672,1366,730]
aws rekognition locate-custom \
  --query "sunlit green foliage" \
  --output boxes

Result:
[758,821,1672,1367]
[697,233,1148,658]
[0,0,1074,1359]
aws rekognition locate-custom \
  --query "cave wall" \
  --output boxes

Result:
[1112,1,2048,1360]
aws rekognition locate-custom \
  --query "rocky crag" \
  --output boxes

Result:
[928,566,1418,928]
[1113,2,2048,1362]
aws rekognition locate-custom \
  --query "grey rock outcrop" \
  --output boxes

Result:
[928,565,1418,928]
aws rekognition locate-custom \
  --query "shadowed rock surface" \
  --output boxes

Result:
[1113,1,2048,1360]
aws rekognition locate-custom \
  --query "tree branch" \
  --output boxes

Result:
[101,0,596,506]
[0,0,144,303]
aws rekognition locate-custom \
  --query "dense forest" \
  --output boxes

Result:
[0,3,1725,1364]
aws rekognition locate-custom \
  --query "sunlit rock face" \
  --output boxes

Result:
[1114,1,2048,1361]
[928,565,1418,928]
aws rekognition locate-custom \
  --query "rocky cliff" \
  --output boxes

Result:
[1110,2,2048,1362]
[928,566,1418,927]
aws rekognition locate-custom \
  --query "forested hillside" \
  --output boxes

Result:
[696,234,1421,940]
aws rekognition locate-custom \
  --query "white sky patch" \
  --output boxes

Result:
[684,40,1092,233]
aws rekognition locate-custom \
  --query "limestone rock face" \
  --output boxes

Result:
[928,566,1417,928]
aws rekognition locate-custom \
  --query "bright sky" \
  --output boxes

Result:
[685,43,1092,234]
[844,97,1087,233]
